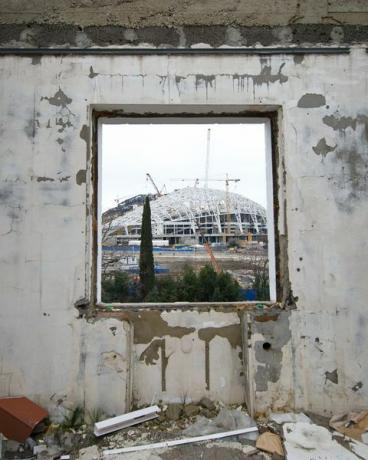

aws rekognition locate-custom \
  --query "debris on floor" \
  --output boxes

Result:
[283,421,368,460]
[94,406,161,436]
[0,396,48,442]
[270,412,311,425]
[256,431,284,456]
[329,410,368,442]
[103,426,259,455]
[3,402,368,460]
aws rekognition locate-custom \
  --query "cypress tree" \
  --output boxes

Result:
[139,196,155,297]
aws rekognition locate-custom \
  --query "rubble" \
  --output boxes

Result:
[94,406,161,436]
[256,432,284,456]
[270,412,311,425]
[165,404,182,421]
[329,410,368,442]
[4,407,368,460]
[283,421,368,460]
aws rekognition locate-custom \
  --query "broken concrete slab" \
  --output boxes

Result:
[199,397,216,411]
[256,432,284,456]
[182,408,258,440]
[78,445,100,460]
[329,410,368,441]
[270,412,311,424]
[183,404,200,418]
[166,404,183,421]
[283,422,363,459]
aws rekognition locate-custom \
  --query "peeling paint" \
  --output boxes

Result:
[139,338,169,391]
[253,311,291,392]
[56,117,73,132]
[41,88,72,108]
[198,324,241,391]
[76,169,87,185]
[80,124,89,144]
[325,369,338,384]
[36,176,54,182]
[100,351,126,373]
[297,93,326,108]
[198,324,241,349]
[322,114,357,132]
[140,338,163,365]
[313,138,337,157]
[24,117,40,139]
[125,311,195,345]
[232,62,288,92]
[89,66,99,78]
[352,381,363,392]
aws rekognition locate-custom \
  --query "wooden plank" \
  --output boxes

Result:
[103,426,259,455]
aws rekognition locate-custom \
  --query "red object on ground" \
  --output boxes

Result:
[0,397,48,442]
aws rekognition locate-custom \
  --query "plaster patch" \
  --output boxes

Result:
[36,176,54,182]
[198,324,241,349]
[89,66,99,78]
[325,369,338,384]
[42,88,72,108]
[312,138,337,157]
[254,310,291,392]
[352,381,363,392]
[297,93,326,108]
[322,114,357,132]
[125,311,195,345]
[100,351,126,373]
[76,169,87,185]
[140,338,163,365]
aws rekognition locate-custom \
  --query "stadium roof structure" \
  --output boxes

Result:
[107,187,267,239]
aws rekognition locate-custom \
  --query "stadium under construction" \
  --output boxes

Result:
[104,186,267,246]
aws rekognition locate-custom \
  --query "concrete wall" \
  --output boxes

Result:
[0,38,368,417]
[1,1,368,49]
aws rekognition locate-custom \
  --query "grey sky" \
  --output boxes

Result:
[101,123,267,212]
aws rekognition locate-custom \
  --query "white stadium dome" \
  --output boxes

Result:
[107,187,267,243]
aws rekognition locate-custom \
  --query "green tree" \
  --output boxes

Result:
[197,264,218,301]
[215,271,241,301]
[139,196,155,297]
[145,276,178,302]
[101,271,130,303]
[178,266,199,301]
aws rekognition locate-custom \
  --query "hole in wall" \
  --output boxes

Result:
[263,342,272,350]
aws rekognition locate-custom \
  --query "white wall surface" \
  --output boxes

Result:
[0,48,367,416]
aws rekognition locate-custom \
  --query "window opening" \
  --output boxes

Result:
[98,119,275,304]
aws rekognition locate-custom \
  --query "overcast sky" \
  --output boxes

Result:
[101,123,267,212]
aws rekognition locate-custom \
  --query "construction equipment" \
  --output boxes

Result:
[195,223,221,273]
[203,240,221,273]
[146,173,165,197]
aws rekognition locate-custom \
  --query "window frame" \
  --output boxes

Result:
[90,106,283,308]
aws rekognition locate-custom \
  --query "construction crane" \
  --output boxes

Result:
[195,223,221,273]
[206,175,240,242]
[146,173,164,197]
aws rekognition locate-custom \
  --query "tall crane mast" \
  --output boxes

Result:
[146,173,162,197]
